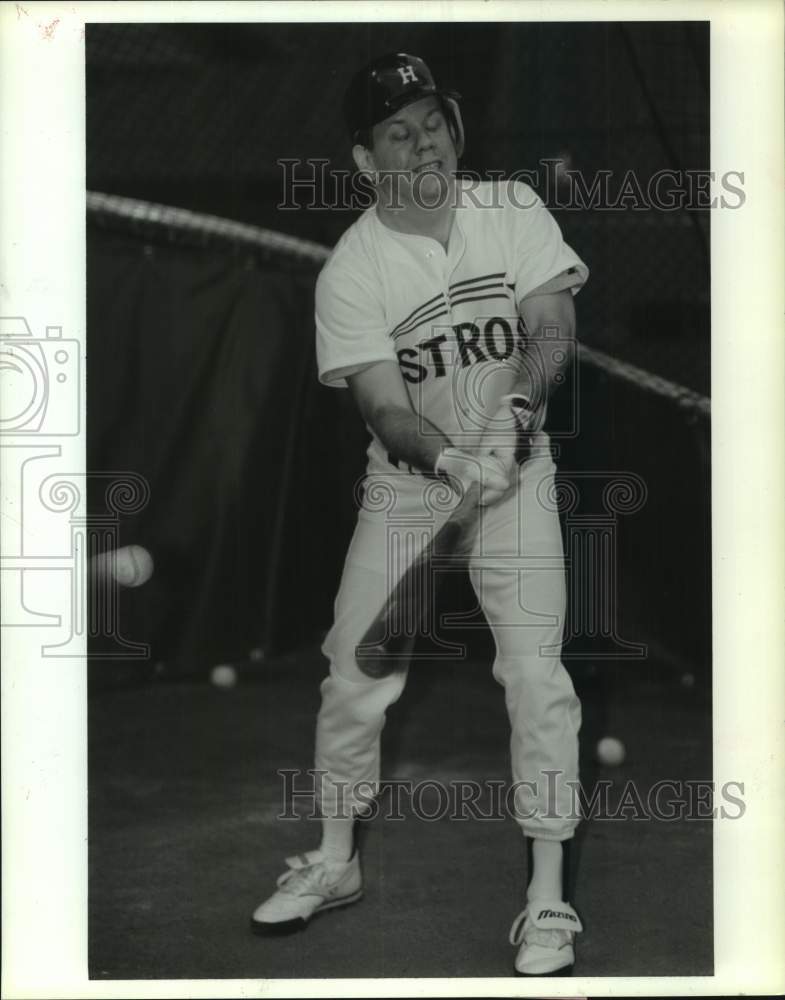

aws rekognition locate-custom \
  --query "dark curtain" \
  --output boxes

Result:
[87,226,366,676]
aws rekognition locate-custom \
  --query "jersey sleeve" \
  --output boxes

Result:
[315,255,397,388]
[506,181,589,305]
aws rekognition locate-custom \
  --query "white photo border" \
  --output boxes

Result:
[1,1,783,997]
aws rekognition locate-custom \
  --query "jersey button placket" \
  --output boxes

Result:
[424,245,451,322]
[445,223,467,418]
[445,218,466,320]
[441,255,453,320]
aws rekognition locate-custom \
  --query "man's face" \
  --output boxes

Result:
[366,95,458,206]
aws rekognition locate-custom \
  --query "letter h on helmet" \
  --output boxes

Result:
[343,52,465,157]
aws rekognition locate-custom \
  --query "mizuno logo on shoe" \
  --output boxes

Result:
[538,908,577,921]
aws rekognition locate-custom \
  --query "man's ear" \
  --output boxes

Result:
[352,144,376,175]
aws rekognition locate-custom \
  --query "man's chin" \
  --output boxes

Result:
[409,169,453,209]
[374,168,454,210]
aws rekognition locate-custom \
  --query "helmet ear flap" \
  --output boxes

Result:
[444,97,465,158]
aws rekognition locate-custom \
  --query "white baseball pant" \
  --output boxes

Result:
[314,438,581,840]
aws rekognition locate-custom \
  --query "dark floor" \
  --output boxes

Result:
[89,646,713,980]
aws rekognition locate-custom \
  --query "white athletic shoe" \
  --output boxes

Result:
[508,900,583,976]
[250,849,362,935]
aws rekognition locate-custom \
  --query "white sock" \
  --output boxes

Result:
[319,817,354,862]
[526,839,564,901]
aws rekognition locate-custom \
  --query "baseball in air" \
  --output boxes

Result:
[210,664,238,689]
[114,545,154,587]
[90,545,154,588]
[596,736,626,767]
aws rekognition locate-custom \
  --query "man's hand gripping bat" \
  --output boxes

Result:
[354,396,532,679]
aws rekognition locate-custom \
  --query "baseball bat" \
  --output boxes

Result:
[354,480,482,679]
[354,397,533,679]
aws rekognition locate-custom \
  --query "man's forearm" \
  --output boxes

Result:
[511,337,573,411]
[511,290,577,422]
[367,403,453,473]
[474,292,576,451]
[482,347,571,411]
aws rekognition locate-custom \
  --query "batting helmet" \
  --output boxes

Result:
[343,52,465,157]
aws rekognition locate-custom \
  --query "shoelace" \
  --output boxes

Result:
[509,909,571,951]
[278,862,332,896]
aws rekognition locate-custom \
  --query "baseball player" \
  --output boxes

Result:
[252,53,589,977]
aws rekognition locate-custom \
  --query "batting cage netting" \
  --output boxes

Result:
[86,21,710,684]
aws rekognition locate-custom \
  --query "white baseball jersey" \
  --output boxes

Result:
[316,179,588,479]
